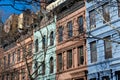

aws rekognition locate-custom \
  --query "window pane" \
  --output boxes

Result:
[50,31,54,46]
[104,36,112,59]
[78,16,84,33]
[58,53,62,71]
[90,41,97,63]
[50,57,54,73]
[89,10,96,30]
[103,3,110,23]
[78,46,84,65]
[117,0,120,17]
[58,26,63,42]
[67,21,73,38]
[102,76,110,80]
[35,39,38,52]
[67,50,72,68]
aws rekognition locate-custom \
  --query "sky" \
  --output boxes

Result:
[0,0,40,23]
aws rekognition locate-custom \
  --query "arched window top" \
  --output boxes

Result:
[35,39,38,52]
[50,31,54,46]
[49,57,54,73]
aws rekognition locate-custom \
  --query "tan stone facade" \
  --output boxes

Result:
[0,35,33,80]
[56,0,87,80]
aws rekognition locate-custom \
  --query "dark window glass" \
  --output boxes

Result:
[58,26,63,42]
[103,3,110,23]
[49,57,54,73]
[35,39,38,52]
[89,10,96,30]
[17,49,20,62]
[21,68,26,80]
[67,50,72,68]
[28,43,32,56]
[42,61,45,75]
[12,52,15,64]
[116,71,120,80]
[90,78,96,80]
[104,36,112,59]
[90,41,97,63]
[57,53,62,72]
[4,56,6,68]
[42,35,46,49]
[117,0,120,17]
[50,31,54,46]
[67,21,73,38]
[78,46,84,65]
[78,16,84,33]
[102,76,110,80]
[8,54,10,66]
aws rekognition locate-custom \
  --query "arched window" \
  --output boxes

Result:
[42,61,45,75]
[35,39,38,52]
[42,35,46,49]
[50,31,54,46]
[49,57,54,73]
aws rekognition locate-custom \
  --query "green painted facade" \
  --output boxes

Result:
[33,16,56,80]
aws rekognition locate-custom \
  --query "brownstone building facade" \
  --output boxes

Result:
[0,34,33,80]
[55,0,87,80]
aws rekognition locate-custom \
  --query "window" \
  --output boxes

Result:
[28,43,32,56]
[116,71,120,80]
[78,16,84,33]
[57,53,62,72]
[17,49,20,62]
[4,56,6,68]
[42,61,45,75]
[117,0,120,17]
[102,76,110,80]
[67,50,72,68]
[21,68,26,80]
[102,3,110,23]
[35,39,38,52]
[8,54,10,66]
[89,10,96,30]
[78,46,84,65]
[49,57,54,73]
[104,36,112,59]
[90,78,96,80]
[12,52,15,64]
[42,35,46,49]
[50,31,54,46]
[58,26,63,42]
[67,21,73,38]
[90,41,97,63]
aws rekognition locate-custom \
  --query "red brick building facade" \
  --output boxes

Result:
[55,0,87,80]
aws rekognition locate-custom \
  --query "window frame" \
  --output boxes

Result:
[78,16,84,33]
[104,36,112,59]
[49,57,54,73]
[67,49,73,69]
[58,26,63,42]
[90,41,97,63]
[102,3,110,23]
[67,21,73,38]
[89,10,96,30]
[57,53,62,72]
[78,46,84,66]
[50,31,54,46]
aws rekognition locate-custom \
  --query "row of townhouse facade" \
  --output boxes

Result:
[0,9,35,80]
[1,0,120,80]
[33,0,120,80]
[0,34,33,80]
